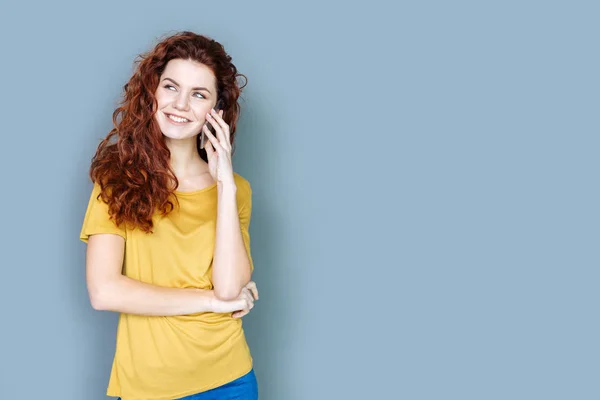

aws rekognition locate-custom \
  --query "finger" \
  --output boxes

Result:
[248,285,258,300]
[235,301,254,318]
[237,289,250,306]
[205,142,217,169]
[206,113,226,147]
[207,111,231,151]
[218,109,231,146]
[209,108,228,133]
[242,289,254,308]
[202,124,223,153]
[241,294,254,311]
[204,130,214,158]
[232,309,249,318]
[233,297,251,313]
[245,281,259,300]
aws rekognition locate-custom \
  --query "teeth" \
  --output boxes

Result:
[168,114,189,123]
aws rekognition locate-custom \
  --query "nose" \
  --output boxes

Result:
[173,92,190,111]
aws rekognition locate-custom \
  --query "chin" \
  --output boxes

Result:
[156,115,200,141]
[161,129,199,141]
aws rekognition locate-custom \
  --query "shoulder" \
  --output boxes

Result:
[233,172,252,196]
[89,181,112,202]
[88,181,104,202]
[233,172,252,210]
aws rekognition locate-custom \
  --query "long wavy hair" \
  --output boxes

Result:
[89,31,248,233]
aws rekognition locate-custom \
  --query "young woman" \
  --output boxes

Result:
[79,31,259,400]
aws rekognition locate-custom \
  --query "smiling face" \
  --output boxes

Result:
[154,58,218,141]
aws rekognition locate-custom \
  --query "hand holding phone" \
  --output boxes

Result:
[200,99,223,150]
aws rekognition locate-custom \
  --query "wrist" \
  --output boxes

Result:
[217,181,237,194]
[196,289,217,313]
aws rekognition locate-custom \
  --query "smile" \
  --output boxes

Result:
[165,113,191,124]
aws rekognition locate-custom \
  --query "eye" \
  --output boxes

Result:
[164,85,176,91]
[193,92,205,99]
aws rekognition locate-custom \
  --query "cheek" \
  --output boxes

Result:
[155,93,169,108]
[193,105,210,120]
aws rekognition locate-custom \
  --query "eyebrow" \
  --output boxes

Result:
[162,77,212,94]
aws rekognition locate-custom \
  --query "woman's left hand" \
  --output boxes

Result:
[203,108,235,186]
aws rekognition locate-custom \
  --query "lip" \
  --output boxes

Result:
[163,112,192,125]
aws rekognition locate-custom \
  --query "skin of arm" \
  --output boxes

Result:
[86,233,219,316]
[211,182,253,300]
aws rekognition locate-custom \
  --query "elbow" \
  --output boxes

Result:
[212,265,252,301]
[88,284,112,311]
[213,285,242,301]
[89,291,108,310]
[87,276,122,311]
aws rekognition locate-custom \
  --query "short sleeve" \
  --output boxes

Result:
[237,179,254,272]
[79,183,127,243]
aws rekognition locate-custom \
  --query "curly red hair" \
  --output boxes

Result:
[89,31,248,233]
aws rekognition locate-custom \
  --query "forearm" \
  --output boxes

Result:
[90,275,216,316]
[212,182,252,300]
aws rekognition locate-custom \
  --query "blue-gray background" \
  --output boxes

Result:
[0,1,598,399]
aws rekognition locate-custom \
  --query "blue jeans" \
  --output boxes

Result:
[118,369,258,400]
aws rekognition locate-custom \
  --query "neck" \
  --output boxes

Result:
[164,136,207,178]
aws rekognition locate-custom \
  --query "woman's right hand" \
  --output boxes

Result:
[212,281,259,318]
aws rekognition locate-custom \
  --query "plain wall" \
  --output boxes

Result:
[1,1,599,399]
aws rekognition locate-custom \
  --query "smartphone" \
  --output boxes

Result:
[200,99,223,150]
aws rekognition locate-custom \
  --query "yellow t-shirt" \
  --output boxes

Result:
[79,172,254,400]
